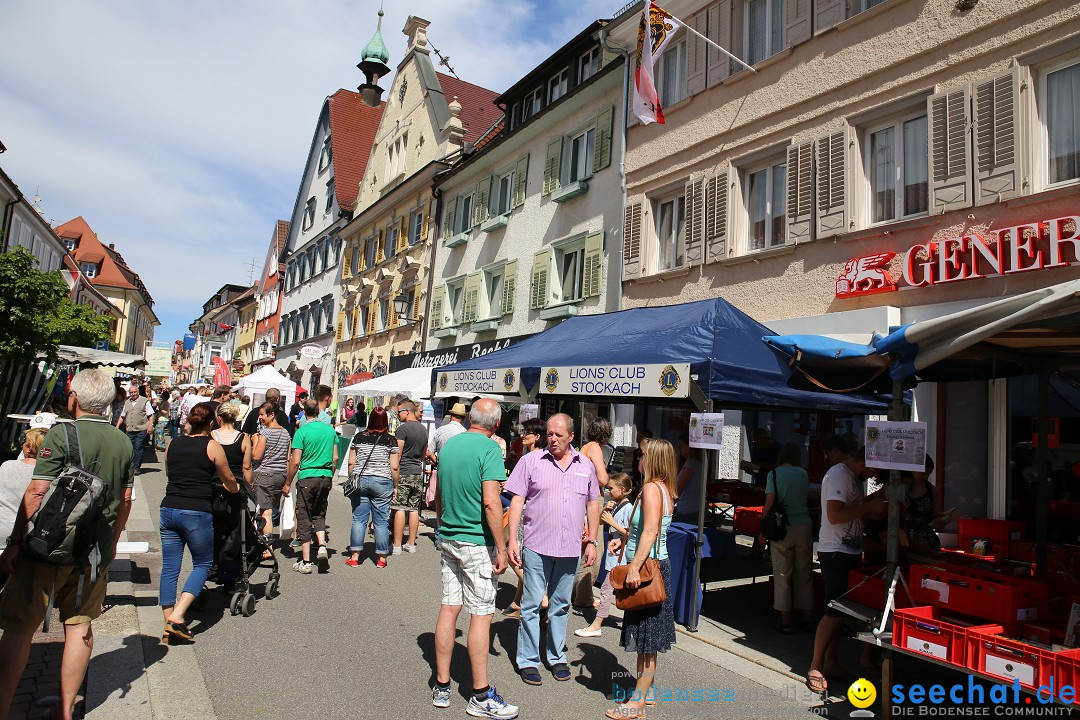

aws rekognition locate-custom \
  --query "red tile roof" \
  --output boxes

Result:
[436,73,502,146]
[54,216,155,306]
[274,219,290,257]
[327,89,384,213]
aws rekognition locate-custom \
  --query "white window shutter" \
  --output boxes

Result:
[814,0,850,34]
[502,260,518,315]
[512,155,529,208]
[815,128,849,239]
[706,0,733,88]
[786,141,813,245]
[583,230,604,298]
[593,107,614,172]
[928,85,973,213]
[443,198,457,239]
[686,10,707,96]
[684,175,705,264]
[785,0,811,48]
[542,138,563,196]
[705,166,730,263]
[622,200,643,280]
[531,247,553,309]
[974,68,1020,206]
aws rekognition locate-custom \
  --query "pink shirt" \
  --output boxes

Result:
[504,447,599,558]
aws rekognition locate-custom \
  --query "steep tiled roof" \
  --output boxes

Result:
[327,89,384,213]
[274,219,290,257]
[54,217,155,308]
[436,73,502,146]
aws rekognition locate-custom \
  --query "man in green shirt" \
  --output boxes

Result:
[429,398,517,718]
[287,400,338,574]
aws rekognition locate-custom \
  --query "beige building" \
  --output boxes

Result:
[335,16,500,386]
[606,0,1080,520]
[234,289,257,376]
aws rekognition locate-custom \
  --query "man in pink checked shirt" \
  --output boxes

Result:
[506,413,600,686]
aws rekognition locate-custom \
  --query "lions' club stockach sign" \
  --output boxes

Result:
[539,363,690,399]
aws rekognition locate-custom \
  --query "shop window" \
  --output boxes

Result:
[302,197,316,231]
[654,194,686,273]
[656,41,687,109]
[745,0,783,66]
[579,46,602,84]
[743,159,787,252]
[864,113,929,224]
[1041,59,1080,186]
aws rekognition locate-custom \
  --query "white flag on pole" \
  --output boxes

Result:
[632,1,685,125]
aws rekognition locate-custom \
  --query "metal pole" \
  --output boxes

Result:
[688,373,711,632]
[1035,369,1050,576]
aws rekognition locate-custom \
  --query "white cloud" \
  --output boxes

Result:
[0,0,619,344]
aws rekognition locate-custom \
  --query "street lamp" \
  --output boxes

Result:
[393,292,414,324]
[358,7,391,108]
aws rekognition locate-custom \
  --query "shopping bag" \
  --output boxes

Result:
[280,492,295,533]
[424,467,438,507]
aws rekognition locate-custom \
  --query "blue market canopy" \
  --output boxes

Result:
[765,278,1080,388]
[433,297,888,413]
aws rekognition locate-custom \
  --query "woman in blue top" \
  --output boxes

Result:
[760,442,813,634]
[605,438,676,720]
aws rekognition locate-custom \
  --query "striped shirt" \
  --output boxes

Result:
[350,432,399,480]
[254,426,290,477]
[504,447,599,558]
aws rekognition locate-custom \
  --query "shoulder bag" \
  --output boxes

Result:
[761,469,789,541]
[607,491,666,612]
[342,433,380,497]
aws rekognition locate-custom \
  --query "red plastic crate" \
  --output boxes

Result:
[734,506,762,535]
[1054,649,1080,706]
[847,566,912,610]
[893,606,992,666]
[958,518,1024,558]
[910,564,1048,623]
[965,625,1058,690]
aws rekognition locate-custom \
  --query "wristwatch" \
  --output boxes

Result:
[585,540,597,546]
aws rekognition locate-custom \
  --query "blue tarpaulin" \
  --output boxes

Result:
[433,297,888,412]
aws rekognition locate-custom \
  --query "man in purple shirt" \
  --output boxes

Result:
[506,413,599,685]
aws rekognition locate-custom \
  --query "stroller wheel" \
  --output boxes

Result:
[241,593,256,617]
[229,592,243,616]
[265,576,280,600]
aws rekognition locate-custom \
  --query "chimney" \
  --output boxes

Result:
[402,16,430,55]
[108,243,115,249]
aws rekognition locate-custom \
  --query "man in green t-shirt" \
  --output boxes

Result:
[287,399,338,574]
[429,398,517,718]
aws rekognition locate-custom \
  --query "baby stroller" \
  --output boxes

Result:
[207,480,281,617]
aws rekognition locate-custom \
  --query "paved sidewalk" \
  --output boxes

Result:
[8,614,69,720]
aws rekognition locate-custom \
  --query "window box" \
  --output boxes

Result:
[445,232,469,248]
[432,327,459,339]
[471,319,499,333]
[552,180,589,203]
[481,214,509,232]
[539,302,580,321]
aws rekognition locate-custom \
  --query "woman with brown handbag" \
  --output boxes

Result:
[604,437,677,720]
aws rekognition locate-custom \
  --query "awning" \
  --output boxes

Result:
[53,345,147,368]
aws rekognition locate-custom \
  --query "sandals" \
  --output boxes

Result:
[805,670,828,699]
[164,621,194,642]
[605,705,647,719]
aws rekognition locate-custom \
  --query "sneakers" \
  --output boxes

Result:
[431,685,452,708]
[316,545,330,572]
[391,546,403,555]
[292,560,313,574]
[317,545,329,560]
[289,539,302,549]
[466,687,518,719]
[403,544,417,553]
[376,557,387,568]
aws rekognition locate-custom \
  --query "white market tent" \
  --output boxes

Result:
[337,366,430,400]
[232,366,296,410]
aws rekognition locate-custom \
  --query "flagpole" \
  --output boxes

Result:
[676,17,757,73]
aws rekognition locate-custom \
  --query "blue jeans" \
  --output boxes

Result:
[348,476,394,556]
[159,507,215,607]
[127,430,148,470]
[516,547,579,669]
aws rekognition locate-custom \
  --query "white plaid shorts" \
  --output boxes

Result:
[440,539,497,615]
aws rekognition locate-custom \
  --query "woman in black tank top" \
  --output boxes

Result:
[159,403,240,643]
[209,403,254,583]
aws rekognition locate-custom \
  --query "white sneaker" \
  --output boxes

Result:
[292,560,313,574]
[466,687,518,719]
[403,544,417,553]
[431,685,452,708]
[574,627,602,637]
[317,545,329,561]
[391,546,403,555]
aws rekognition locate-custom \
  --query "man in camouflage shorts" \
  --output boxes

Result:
[391,401,433,553]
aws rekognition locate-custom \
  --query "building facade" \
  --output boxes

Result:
[1,166,65,273]
[190,283,248,383]
[335,16,501,388]
[234,288,257,377]
[607,0,1080,520]
[251,220,290,370]
[428,21,623,358]
[276,89,383,394]
[54,216,158,354]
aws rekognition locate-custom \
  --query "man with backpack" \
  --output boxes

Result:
[0,368,134,720]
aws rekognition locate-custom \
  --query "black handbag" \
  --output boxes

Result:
[761,470,788,541]
[342,434,379,497]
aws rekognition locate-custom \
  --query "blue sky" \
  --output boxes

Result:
[0,0,618,347]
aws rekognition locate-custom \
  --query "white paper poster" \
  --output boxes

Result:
[519,404,539,422]
[864,421,928,472]
[689,413,724,450]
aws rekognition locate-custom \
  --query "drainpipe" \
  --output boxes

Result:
[424,185,443,352]
[600,23,631,313]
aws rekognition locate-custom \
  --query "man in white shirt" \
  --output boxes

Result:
[120,384,155,475]
[178,388,209,432]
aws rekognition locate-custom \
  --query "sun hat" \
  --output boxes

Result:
[448,402,467,417]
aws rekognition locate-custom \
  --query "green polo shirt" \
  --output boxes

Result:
[437,431,505,547]
[290,420,337,479]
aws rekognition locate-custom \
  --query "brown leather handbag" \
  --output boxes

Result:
[607,495,666,612]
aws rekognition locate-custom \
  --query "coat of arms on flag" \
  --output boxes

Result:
[633,2,684,125]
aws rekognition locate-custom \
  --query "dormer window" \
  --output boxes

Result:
[63,238,77,252]
[318,136,332,172]
[579,46,602,84]
[548,69,568,104]
[79,262,98,278]
[521,87,543,124]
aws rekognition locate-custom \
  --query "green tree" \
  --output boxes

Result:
[0,247,112,362]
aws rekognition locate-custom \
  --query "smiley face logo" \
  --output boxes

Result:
[847,678,876,709]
